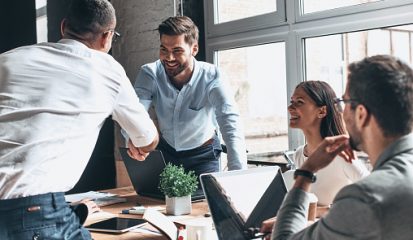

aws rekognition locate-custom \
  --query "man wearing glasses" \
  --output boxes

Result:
[261,55,413,239]
[0,0,158,239]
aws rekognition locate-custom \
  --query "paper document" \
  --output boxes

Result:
[65,191,126,207]
[143,208,177,240]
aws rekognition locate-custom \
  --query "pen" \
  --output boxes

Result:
[122,208,145,215]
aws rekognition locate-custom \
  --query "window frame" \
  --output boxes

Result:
[204,0,286,38]
[296,0,413,22]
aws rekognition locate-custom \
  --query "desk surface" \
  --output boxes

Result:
[85,186,211,240]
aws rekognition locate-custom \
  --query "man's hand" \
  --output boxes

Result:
[260,217,276,240]
[301,134,354,173]
[127,139,150,161]
[127,133,159,161]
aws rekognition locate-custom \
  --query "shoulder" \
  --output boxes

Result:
[293,145,306,167]
[139,60,164,78]
[196,61,220,81]
[336,155,370,179]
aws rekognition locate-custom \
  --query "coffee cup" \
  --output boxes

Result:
[186,221,212,240]
[308,193,318,221]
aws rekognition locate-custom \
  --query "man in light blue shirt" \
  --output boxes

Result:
[134,16,247,179]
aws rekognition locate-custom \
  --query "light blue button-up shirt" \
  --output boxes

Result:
[134,59,247,170]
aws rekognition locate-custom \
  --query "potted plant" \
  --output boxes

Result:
[159,163,198,215]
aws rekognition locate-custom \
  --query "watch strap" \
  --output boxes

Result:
[294,169,316,183]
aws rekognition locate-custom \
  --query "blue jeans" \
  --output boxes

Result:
[0,192,91,240]
[157,134,222,184]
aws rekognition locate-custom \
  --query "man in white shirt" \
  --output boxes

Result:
[0,0,158,239]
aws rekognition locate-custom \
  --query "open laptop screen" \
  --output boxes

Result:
[200,166,287,239]
[119,148,205,201]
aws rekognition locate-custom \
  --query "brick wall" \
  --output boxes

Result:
[111,0,175,187]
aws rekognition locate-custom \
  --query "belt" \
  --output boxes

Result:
[200,137,214,147]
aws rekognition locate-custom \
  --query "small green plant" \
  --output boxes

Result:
[159,163,198,197]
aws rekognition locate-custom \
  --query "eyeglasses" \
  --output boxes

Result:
[112,31,121,43]
[333,97,358,112]
[105,30,121,43]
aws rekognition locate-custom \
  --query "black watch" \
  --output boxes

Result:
[294,169,317,183]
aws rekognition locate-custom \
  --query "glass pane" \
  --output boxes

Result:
[35,0,47,43]
[35,0,46,9]
[216,43,288,154]
[216,0,277,24]
[305,24,413,98]
[302,0,382,14]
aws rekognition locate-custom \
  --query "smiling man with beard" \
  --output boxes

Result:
[261,55,413,239]
[133,16,247,184]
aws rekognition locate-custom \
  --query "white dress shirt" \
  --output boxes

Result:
[0,39,157,199]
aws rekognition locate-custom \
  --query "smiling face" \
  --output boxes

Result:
[159,34,198,83]
[288,86,325,132]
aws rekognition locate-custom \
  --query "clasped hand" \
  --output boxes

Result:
[127,139,150,161]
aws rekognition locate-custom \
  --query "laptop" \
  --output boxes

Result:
[119,148,204,201]
[200,166,287,240]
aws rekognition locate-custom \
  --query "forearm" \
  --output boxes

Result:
[216,114,247,170]
[227,141,247,170]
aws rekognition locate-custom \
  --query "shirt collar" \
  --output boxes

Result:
[58,39,89,49]
[186,57,199,87]
[374,132,413,170]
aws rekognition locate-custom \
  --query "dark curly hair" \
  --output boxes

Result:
[158,16,199,45]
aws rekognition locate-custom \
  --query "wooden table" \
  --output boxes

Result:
[85,186,210,240]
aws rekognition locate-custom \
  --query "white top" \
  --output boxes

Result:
[0,39,157,199]
[294,145,370,205]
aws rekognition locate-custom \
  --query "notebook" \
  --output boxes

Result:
[200,166,287,240]
[119,148,204,201]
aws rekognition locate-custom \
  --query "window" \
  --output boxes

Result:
[216,0,277,24]
[204,0,285,37]
[302,0,382,14]
[205,1,413,154]
[216,43,288,153]
[35,0,47,43]
[305,24,413,98]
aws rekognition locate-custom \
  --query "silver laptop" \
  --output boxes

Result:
[200,166,287,240]
[119,148,204,201]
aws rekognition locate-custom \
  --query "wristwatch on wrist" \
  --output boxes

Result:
[294,169,317,183]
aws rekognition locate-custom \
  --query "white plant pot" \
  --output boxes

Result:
[165,195,192,215]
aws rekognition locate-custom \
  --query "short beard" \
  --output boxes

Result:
[164,63,185,78]
[349,136,361,151]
